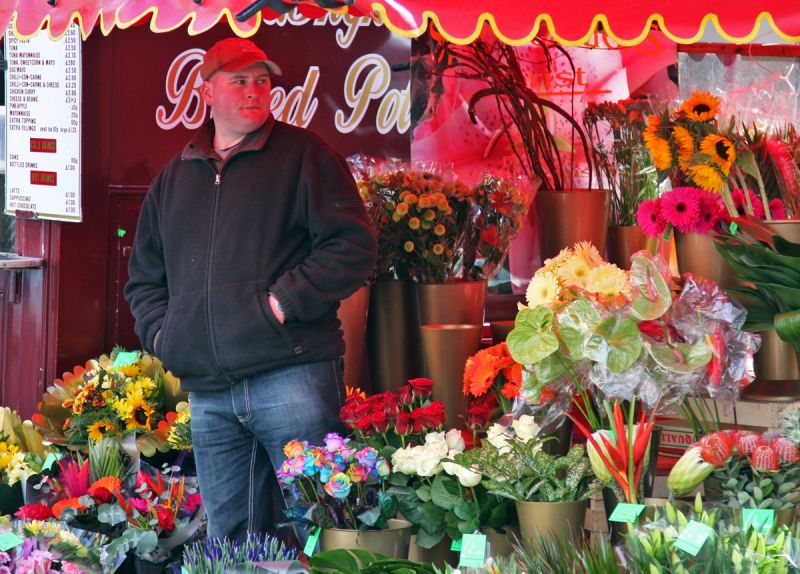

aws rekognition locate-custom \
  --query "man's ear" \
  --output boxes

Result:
[201,81,213,106]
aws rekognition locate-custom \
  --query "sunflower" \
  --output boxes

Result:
[117,364,141,378]
[124,397,155,431]
[585,264,631,299]
[526,271,561,308]
[672,125,695,172]
[688,163,725,192]
[643,120,673,171]
[699,134,736,175]
[87,421,117,443]
[680,91,720,122]
[556,254,591,289]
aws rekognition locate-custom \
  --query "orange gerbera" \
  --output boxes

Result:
[463,342,517,398]
[500,362,523,400]
[88,476,122,503]
[52,497,88,519]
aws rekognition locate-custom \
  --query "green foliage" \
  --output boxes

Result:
[88,437,122,482]
[309,549,436,574]
[714,459,800,511]
[181,532,296,574]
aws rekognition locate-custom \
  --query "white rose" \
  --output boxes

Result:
[445,429,466,453]
[391,446,420,475]
[454,464,482,487]
[424,432,449,457]
[415,445,444,477]
[441,449,464,476]
[512,415,540,443]
[486,424,512,454]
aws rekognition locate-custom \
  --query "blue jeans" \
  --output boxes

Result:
[189,359,346,541]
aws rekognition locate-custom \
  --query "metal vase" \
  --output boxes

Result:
[366,280,421,393]
[407,534,458,568]
[536,190,610,262]
[485,526,519,558]
[415,281,487,326]
[606,225,657,270]
[674,231,736,288]
[420,324,483,429]
[337,284,371,392]
[489,320,515,345]
[514,499,587,552]
[321,519,412,558]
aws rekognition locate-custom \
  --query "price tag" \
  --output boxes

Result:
[743,509,774,533]
[674,520,714,556]
[729,221,739,235]
[458,533,487,568]
[608,503,646,523]
[0,531,24,552]
[303,527,321,557]
[42,451,62,471]
[450,537,462,552]
[113,351,139,368]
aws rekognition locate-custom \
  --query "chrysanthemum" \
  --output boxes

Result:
[87,421,117,443]
[636,199,667,238]
[585,264,631,299]
[688,164,725,192]
[699,134,736,175]
[526,271,561,308]
[672,125,695,172]
[660,187,702,232]
[541,247,572,274]
[556,255,591,289]
[680,91,720,122]
[573,241,603,265]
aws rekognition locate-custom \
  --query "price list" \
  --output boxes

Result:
[4,23,81,221]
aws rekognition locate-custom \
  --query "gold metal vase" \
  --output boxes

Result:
[321,518,412,558]
[536,190,610,262]
[415,281,487,326]
[674,231,736,288]
[407,534,458,568]
[606,225,657,270]
[515,499,587,553]
[420,324,483,429]
[337,284,371,392]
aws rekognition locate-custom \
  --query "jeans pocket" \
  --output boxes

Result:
[332,357,345,406]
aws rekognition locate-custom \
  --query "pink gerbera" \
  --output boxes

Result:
[768,198,787,220]
[660,187,701,232]
[636,199,666,237]
[695,190,723,234]
[730,189,765,219]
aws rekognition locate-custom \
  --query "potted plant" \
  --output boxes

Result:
[584,99,659,269]
[453,415,596,552]
[182,532,297,573]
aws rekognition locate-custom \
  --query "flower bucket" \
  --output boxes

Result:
[674,231,736,288]
[485,526,519,558]
[414,280,487,327]
[536,190,610,262]
[0,482,24,515]
[321,518,412,558]
[338,283,372,392]
[407,533,458,568]
[133,555,171,574]
[606,225,657,270]
[514,499,587,552]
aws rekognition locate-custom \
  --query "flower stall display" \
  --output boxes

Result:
[181,532,297,574]
[33,350,189,457]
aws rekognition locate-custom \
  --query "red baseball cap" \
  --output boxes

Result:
[199,38,282,80]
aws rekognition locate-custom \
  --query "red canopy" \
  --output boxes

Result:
[3,0,800,44]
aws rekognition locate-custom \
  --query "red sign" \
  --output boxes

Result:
[30,170,57,186]
[29,138,57,153]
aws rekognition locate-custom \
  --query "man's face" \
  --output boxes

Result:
[202,63,272,138]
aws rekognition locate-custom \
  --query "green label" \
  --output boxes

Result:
[0,531,24,551]
[458,533,487,568]
[608,503,646,523]
[729,222,739,235]
[450,537,462,552]
[117,228,126,237]
[743,509,774,533]
[303,527,321,557]
[42,451,62,471]
[113,351,139,368]
[674,520,714,556]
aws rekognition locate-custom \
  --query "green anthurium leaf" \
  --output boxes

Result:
[774,310,800,349]
[647,341,712,373]
[557,299,603,360]
[507,306,559,365]
[630,255,672,321]
[534,352,569,385]
[584,317,643,373]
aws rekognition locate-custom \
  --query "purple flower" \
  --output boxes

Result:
[355,447,379,470]
[324,433,346,452]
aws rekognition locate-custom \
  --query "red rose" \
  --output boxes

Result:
[156,506,175,532]
[480,225,500,247]
[15,502,53,521]
[370,410,391,433]
[412,401,446,432]
[466,404,491,428]
[395,412,413,436]
[408,378,434,397]
[397,385,413,405]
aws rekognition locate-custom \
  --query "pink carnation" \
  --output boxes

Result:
[636,199,666,237]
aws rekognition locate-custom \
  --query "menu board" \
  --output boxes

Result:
[4,23,81,221]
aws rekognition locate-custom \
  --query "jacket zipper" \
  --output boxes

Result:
[205,169,236,385]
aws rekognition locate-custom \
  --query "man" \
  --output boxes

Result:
[124,37,377,541]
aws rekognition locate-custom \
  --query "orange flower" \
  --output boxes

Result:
[463,343,517,398]
[52,497,88,519]
[501,363,523,400]
[88,476,122,503]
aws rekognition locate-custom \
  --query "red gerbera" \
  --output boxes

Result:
[636,199,667,238]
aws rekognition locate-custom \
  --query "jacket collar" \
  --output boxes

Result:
[181,116,277,161]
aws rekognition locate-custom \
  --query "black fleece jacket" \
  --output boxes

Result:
[124,117,377,391]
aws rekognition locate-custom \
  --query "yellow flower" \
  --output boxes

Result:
[423,209,436,221]
[127,376,156,399]
[557,255,591,288]
[646,135,673,171]
[541,247,572,274]
[672,125,695,172]
[699,134,736,175]
[403,241,415,253]
[585,264,630,298]
[125,397,154,431]
[402,193,418,205]
[526,271,561,308]
[432,244,445,256]
[408,217,421,230]
[394,202,409,217]
[573,241,603,265]
[346,385,366,400]
[24,521,45,535]
[688,163,725,192]
[87,421,117,443]
[0,442,20,471]
[434,224,446,236]
[680,91,720,122]
[117,364,141,378]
